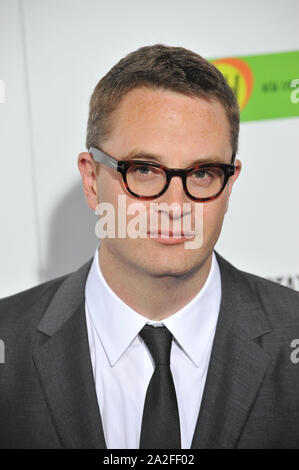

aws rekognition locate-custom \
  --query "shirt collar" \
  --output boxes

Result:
[85,242,221,367]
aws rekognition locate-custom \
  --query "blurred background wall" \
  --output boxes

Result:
[0,0,298,297]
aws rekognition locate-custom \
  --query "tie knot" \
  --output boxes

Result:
[138,324,173,366]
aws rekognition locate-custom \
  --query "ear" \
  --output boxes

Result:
[224,158,242,214]
[77,152,99,210]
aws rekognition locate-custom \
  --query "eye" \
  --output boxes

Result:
[193,170,208,178]
[133,165,152,175]
[192,169,213,179]
[188,167,222,188]
[129,164,163,179]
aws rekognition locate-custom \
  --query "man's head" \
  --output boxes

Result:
[78,44,241,280]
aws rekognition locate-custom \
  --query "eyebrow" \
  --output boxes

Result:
[121,151,223,167]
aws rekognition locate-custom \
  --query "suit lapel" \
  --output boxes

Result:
[32,258,107,449]
[191,251,273,449]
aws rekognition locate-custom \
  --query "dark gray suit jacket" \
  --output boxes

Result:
[0,251,299,449]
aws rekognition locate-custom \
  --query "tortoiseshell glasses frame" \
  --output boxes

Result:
[89,146,236,202]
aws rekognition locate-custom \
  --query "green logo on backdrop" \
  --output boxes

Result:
[210,50,299,121]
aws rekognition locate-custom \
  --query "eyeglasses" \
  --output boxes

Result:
[89,146,236,202]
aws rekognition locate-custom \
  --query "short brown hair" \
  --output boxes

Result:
[86,44,239,160]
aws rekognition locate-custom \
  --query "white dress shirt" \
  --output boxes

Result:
[85,242,221,449]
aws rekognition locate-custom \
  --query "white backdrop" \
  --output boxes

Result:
[0,0,298,297]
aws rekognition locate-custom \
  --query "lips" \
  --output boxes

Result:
[146,231,195,245]
[147,230,194,238]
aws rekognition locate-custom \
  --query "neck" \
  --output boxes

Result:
[98,242,213,321]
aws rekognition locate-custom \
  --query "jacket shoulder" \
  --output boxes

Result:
[0,255,93,337]
[239,267,299,318]
[215,251,299,328]
[0,273,70,331]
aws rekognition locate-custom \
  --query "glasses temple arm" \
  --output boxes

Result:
[89,147,119,170]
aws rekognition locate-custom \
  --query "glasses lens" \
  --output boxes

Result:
[186,167,225,199]
[127,163,166,197]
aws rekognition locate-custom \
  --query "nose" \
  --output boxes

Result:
[164,175,186,200]
[156,175,191,220]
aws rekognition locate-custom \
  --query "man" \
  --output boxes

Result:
[0,44,299,449]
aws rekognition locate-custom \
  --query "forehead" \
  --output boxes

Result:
[115,86,227,123]
[108,87,231,159]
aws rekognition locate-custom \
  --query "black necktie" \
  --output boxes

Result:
[138,324,181,449]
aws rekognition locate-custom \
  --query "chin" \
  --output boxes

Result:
[144,258,201,279]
